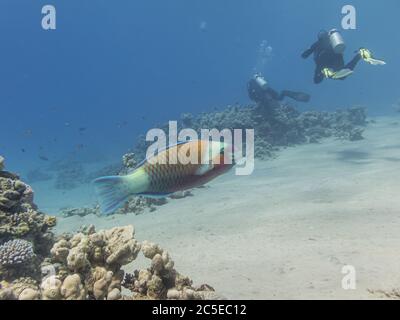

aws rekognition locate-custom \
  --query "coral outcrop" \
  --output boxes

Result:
[296,107,366,143]
[120,152,137,175]
[132,104,367,160]
[60,206,101,218]
[0,158,56,283]
[0,156,216,300]
[0,239,35,267]
[59,198,155,218]
[0,168,55,254]
[0,224,217,300]
[122,240,220,300]
[60,191,192,218]
[42,225,140,300]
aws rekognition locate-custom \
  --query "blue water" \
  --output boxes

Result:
[1,0,399,173]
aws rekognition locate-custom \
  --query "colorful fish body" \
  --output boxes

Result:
[93,140,235,214]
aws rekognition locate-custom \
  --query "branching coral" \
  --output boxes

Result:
[0,239,35,267]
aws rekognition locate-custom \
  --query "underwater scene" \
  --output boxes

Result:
[1,0,400,301]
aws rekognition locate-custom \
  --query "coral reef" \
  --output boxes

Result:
[42,225,140,300]
[297,107,366,143]
[0,277,41,300]
[0,224,217,300]
[60,206,101,218]
[60,190,193,219]
[117,197,159,215]
[0,168,55,257]
[122,240,220,300]
[0,239,35,267]
[120,153,137,175]
[0,159,56,283]
[0,156,216,300]
[59,196,169,218]
[131,104,367,159]
[0,156,4,171]
[0,239,37,280]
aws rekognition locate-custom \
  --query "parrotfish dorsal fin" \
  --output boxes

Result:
[135,140,192,169]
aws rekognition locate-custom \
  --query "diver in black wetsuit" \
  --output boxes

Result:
[247,74,310,109]
[302,29,385,84]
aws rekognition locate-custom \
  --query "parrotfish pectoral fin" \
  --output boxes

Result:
[93,176,133,215]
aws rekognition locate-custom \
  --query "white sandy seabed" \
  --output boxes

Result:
[36,116,400,299]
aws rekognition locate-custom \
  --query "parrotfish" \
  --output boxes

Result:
[93,140,235,215]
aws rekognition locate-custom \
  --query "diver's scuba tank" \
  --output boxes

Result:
[329,29,346,54]
[253,73,268,90]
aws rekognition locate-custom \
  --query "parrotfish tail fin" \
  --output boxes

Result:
[93,176,132,215]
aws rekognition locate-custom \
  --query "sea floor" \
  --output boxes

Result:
[36,116,400,299]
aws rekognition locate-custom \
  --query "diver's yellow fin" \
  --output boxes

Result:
[332,68,354,80]
[359,48,386,66]
[322,68,335,79]
[365,58,386,66]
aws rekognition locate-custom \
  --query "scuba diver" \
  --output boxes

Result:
[302,29,386,84]
[247,73,311,109]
